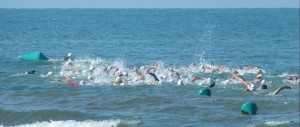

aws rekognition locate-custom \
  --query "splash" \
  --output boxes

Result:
[3,119,141,127]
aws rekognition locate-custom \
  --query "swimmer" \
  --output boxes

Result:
[130,67,145,81]
[271,86,291,95]
[46,71,53,77]
[25,70,36,75]
[236,75,256,92]
[189,76,204,83]
[212,65,227,73]
[111,76,127,86]
[243,66,258,71]
[284,74,299,84]
[63,53,73,61]
[223,70,240,85]
[57,79,79,87]
[146,67,159,82]
[65,61,73,67]
[253,74,263,83]
[57,73,78,86]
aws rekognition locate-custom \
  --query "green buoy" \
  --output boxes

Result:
[199,88,211,96]
[241,101,257,115]
[19,52,49,61]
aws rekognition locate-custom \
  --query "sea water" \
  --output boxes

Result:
[0,9,299,127]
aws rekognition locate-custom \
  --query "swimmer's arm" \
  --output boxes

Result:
[236,76,251,87]
[271,86,291,95]
[146,67,156,73]
[63,74,72,81]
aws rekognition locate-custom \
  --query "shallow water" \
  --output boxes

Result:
[0,9,299,127]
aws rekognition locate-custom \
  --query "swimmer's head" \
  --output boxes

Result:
[261,84,267,89]
[231,71,239,75]
[122,72,128,76]
[68,53,72,57]
[256,69,262,74]
[87,75,93,80]
[115,77,122,83]
[256,74,263,78]
[140,66,145,70]
[261,79,265,84]
[46,71,53,77]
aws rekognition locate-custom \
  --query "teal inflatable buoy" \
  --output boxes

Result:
[19,52,49,61]
[199,88,211,96]
[241,101,257,115]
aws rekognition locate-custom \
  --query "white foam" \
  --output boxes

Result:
[8,119,141,127]
[265,121,290,126]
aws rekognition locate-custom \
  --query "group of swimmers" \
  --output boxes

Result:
[25,53,299,95]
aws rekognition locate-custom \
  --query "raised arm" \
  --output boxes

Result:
[271,86,291,95]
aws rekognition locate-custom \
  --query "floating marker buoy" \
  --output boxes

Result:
[241,101,257,115]
[19,52,49,61]
[199,88,211,96]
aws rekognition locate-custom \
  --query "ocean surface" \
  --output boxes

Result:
[0,9,299,127]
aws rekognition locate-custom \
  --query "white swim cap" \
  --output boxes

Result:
[257,74,263,78]
[68,53,72,57]
[115,77,122,83]
[185,78,189,83]
[140,66,145,70]
[87,75,93,80]
[261,79,265,84]
[46,71,53,76]
[249,83,255,91]
[122,72,128,76]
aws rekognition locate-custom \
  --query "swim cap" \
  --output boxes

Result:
[261,84,267,89]
[140,66,145,70]
[261,79,265,84]
[122,72,128,76]
[248,83,255,91]
[87,75,93,80]
[68,53,72,57]
[46,71,53,76]
[115,77,122,83]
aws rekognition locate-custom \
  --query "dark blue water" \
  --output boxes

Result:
[0,9,299,127]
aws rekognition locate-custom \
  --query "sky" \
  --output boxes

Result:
[0,0,298,8]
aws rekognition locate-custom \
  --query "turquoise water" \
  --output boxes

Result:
[0,9,299,127]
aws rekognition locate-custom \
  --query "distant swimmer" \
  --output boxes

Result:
[63,53,73,61]
[130,67,145,82]
[236,75,256,92]
[212,65,227,73]
[111,76,127,86]
[57,73,79,86]
[223,70,240,84]
[25,70,36,75]
[209,80,215,88]
[57,79,79,87]
[284,74,299,84]
[46,71,53,77]
[146,67,161,85]
[147,67,159,82]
